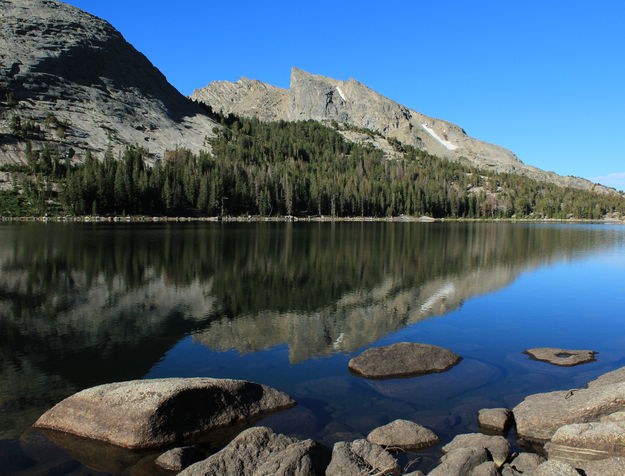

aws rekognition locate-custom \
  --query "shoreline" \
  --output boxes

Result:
[0,215,624,224]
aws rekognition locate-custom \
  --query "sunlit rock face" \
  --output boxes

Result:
[193,68,613,194]
[0,222,616,438]
[0,0,217,164]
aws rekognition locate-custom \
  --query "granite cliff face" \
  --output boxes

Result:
[0,0,216,163]
[193,68,611,193]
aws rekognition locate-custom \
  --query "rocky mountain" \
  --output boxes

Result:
[0,0,217,164]
[192,68,612,194]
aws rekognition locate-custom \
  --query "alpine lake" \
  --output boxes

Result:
[1,221,625,475]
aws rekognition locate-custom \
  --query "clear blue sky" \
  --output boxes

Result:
[66,0,625,190]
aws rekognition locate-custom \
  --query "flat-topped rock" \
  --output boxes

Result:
[325,439,400,475]
[513,381,625,443]
[179,427,330,476]
[348,342,461,379]
[366,419,439,450]
[523,347,597,366]
[33,378,295,449]
[478,408,512,433]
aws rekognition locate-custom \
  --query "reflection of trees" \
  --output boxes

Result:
[0,222,617,438]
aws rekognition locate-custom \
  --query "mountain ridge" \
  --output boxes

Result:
[192,67,614,194]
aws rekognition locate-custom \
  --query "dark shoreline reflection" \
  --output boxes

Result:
[0,222,621,445]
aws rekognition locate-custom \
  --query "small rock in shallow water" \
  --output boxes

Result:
[478,408,512,433]
[366,419,439,450]
[348,342,461,379]
[523,347,597,366]
[155,446,204,471]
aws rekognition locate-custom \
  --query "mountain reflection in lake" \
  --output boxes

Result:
[1,222,625,474]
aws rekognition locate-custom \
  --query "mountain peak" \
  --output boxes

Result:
[0,0,216,162]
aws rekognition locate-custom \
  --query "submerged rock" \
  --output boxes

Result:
[33,378,295,449]
[155,446,204,472]
[180,427,330,476]
[478,408,512,433]
[325,439,400,476]
[348,342,461,379]
[366,419,439,450]
[523,347,597,366]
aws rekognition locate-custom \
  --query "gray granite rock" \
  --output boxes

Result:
[546,421,625,465]
[478,408,512,433]
[442,433,510,467]
[471,461,499,475]
[348,342,461,379]
[513,380,625,443]
[34,378,295,449]
[576,457,625,476]
[509,452,546,473]
[525,460,580,476]
[0,0,217,165]
[325,439,400,476]
[366,419,439,450]
[155,446,204,472]
[428,447,490,476]
[523,348,597,366]
[180,427,330,476]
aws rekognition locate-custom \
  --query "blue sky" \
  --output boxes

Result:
[66,0,625,190]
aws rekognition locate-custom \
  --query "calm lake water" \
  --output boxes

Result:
[1,222,625,475]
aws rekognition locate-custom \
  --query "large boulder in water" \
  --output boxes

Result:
[33,378,295,449]
[179,426,330,476]
[348,342,461,379]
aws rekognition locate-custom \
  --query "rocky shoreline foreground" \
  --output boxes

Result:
[24,342,625,476]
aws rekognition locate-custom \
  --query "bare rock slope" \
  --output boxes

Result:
[193,67,612,193]
[0,0,217,163]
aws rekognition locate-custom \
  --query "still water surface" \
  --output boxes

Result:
[1,222,625,474]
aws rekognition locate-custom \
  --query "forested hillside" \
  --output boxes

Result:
[1,114,623,218]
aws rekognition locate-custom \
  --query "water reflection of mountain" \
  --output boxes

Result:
[0,222,618,438]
